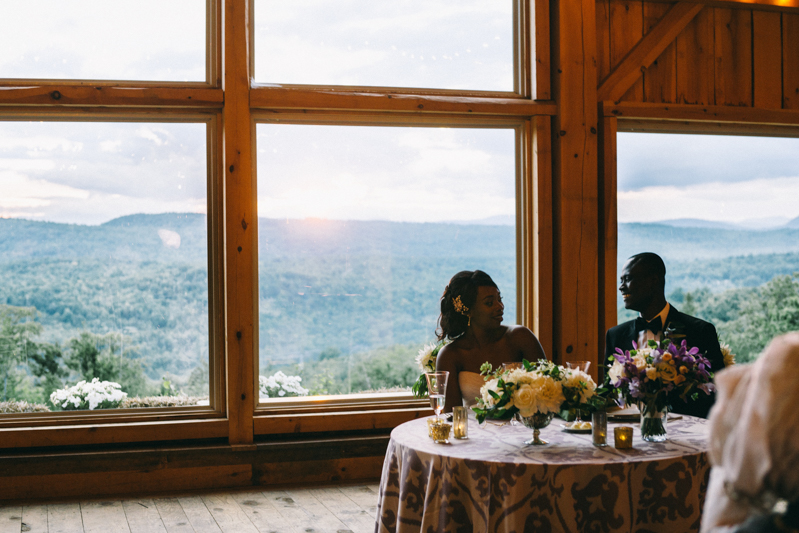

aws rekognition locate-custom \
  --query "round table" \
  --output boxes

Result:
[375,414,710,533]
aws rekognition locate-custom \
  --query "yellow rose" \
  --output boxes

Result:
[679,366,689,374]
[645,367,658,381]
[656,362,678,382]
[662,353,672,363]
[674,374,687,385]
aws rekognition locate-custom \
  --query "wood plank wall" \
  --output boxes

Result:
[597,0,799,109]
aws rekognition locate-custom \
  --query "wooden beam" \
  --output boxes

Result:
[254,408,430,435]
[531,0,551,99]
[0,86,223,107]
[223,0,256,446]
[753,11,783,109]
[551,0,599,367]
[0,419,228,449]
[531,116,554,359]
[250,87,556,116]
[603,101,799,125]
[598,2,705,103]
[784,13,799,109]
[598,114,618,382]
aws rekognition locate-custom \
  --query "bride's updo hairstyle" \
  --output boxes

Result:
[437,270,498,341]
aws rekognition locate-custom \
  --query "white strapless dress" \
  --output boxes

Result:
[459,371,486,407]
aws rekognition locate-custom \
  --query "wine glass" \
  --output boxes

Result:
[565,361,591,421]
[566,360,591,373]
[425,371,449,421]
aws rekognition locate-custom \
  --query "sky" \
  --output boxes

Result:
[618,133,799,227]
[1,3,798,228]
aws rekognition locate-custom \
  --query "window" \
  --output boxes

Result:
[253,0,514,91]
[255,123,518,402]
[0,0,543,446]
[617,132,799,363]
[0,120,214,410]
[0,1,206,82]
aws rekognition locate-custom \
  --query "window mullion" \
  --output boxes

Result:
[223,0,256,445]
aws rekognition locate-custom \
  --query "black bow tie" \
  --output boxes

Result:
[635,316,662,335]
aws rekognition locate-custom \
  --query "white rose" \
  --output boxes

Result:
[415,342,437,371]
[608,361,625,385]
[480,379,501,408]
[632,354,647,371]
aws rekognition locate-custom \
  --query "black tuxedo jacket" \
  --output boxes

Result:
[603,306,725,419]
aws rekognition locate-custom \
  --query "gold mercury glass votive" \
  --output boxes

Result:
[428,419,452,444]
[614,426,633,449]
[452,406,469,439]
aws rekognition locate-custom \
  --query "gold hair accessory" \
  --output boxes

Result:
[453,295,469,315]
[453,295,471,326]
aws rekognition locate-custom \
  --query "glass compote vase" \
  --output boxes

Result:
[518,412,555,445]
[640,402,668,442]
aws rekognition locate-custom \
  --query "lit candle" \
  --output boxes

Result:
[614,426,633,449]
[592,411,608,447]
[453,406,469,439]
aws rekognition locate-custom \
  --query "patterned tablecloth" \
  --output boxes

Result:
[375,414,711,533]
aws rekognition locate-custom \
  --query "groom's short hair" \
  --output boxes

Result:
[628,252,666,292]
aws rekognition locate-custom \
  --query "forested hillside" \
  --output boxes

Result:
[1,215,798,405]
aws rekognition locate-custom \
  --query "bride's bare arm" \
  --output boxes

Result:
[508,325,547,363]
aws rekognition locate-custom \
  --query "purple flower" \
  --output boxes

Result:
[698,382,716,395]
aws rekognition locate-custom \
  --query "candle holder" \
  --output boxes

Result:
[428,418,451,444]
[452,406,469,439]
[614,426,633,449]
[592,411,608,447]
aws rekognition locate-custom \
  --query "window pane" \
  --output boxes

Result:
[0,122,209,411]
[617,132,799,364]
[253,0,514,91]
[257,124,516,400]
[0,1,205,82]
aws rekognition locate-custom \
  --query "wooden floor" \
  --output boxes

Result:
[0,483,380,533]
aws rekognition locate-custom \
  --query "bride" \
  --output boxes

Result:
[435,270,547,412]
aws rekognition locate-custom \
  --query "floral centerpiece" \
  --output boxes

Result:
[259,371,309,398]
[607,339,715,441]
[411,340,449,398]
[473,359,598,445]
[50,378,127,411]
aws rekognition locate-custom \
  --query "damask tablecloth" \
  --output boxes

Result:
[375,414,710,533]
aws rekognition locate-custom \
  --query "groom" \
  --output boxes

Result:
[603,252,725,418]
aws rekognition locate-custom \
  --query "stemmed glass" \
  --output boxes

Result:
[425,371,449,421]
[566,361,591,421]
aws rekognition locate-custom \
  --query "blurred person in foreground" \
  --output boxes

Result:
[701,332,799,533]
[603,252,726,418]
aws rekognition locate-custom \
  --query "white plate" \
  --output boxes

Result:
[560,423,592,433]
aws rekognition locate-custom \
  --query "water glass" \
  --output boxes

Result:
[425,372,449,420]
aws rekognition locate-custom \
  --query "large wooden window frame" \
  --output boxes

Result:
[0,0,556,449]
[600,102,799,340]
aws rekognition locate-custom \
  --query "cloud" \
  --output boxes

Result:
[618,133,799,190]
[256,124,516,223]
[0,0,204,81]
[253,0,513,90]
[0,122,206,225]
[618,175,799,223]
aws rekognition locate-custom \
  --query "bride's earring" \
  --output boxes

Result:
[468,315,471,327]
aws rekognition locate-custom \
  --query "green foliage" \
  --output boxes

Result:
[65,332,148,396]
